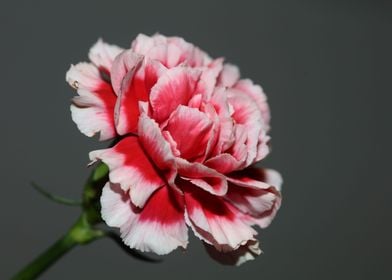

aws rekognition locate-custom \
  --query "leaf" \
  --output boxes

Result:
[31,182,82,206]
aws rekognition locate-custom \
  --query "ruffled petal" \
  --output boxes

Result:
[204,153,244,174]
[199,58,224,99]
[66,63,116,140]
[138,113,177,185]
[227,89,264,166]
[88,38,124,74]
[90,136,164,208]
[226,168,282,228]
[184,185,256,251]
[217,63,240,87]
[227,167,279,190]
[150,67,201,123]
[101,183,188,255]
[101,182,132,228]
[164,105,213,160]
[209,87,236,155]
[131,33,211,68]
[204,240,261,266]
[233,79,270,130]
[114,57,165,134]
[110,49,143,96]
[176,158,227,196]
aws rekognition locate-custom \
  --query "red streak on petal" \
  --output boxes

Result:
[113,137,163,185]
[138,186,184,224]
[121,77,149,133]
[184,185,235,221]
[95,81,117,124]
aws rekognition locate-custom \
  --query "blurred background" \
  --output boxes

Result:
[0,0,391,279]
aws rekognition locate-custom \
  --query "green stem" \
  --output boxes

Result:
[11,214,104,280]
[11,232,77,280]
[12,162,109,280]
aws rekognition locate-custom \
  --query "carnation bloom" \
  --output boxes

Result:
[66,33,282,265]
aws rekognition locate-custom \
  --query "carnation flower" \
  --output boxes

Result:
[66,33,282,265]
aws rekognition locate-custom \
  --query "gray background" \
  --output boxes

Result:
[1,0,391,279]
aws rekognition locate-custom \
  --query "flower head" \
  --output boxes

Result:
[66,33,282,265]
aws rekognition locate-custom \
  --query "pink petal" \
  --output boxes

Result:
[226,168,282,228]
[131,33,211,68]
[88,38,124,74]
[131,34,186,68]
[255,131,270,162]
[233,79,270,130]
[101,183,188,255]
[204,153,244,174]
[217,63,240,87]
[183,185,256,251]
[209,87,236,156]
[227,90,264,166]
[90,136,164,208]
[138,114,177,185]
[110,49,143,96]
[66,63,116,140]
[204,240,261,266]
[199,58,224,99]
[101,182,131,228]
[227,167,280,190]
[164,105,213,161]
[114,57,165,135]
[176,158,227,196]
[66,62,101,91]
[131,34,156,55]
[150,67,202,123]
[224,124,248,165]
[146,43,184,68]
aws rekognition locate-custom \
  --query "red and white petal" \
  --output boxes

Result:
[147,42,184,68]
[184,186,256,251]
[226,168,282,228]
[210,87,236,155]
[90,136,164,208]
[131,33,156,55]
[101,183,188,255]
[164,105,213,160]
[233,79,270,130]
[138,113,177,185]
[88,38,124,73]
[217,63,240,87]
[186,45,212,67]
[115,59,165,135]
[70,99,115,141]
[255,130,270,162]
[162,131,181,157]
[204,240,261,266]
[66,62,102,91]
[204,153,244,174]
[101,182,132,228]
[250,189,281,229]
[227,90,264,166]
[224,124,248,165]
[176,158,227,196]
[131,33,211,68]
[66,63,117,140]
[199,58,223,99]
[227,167,281,190]
[131,34,184,67]
[167,35,211,67]
[110,49,143,96]
[187,93,203,109]
[150,67,202,123]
